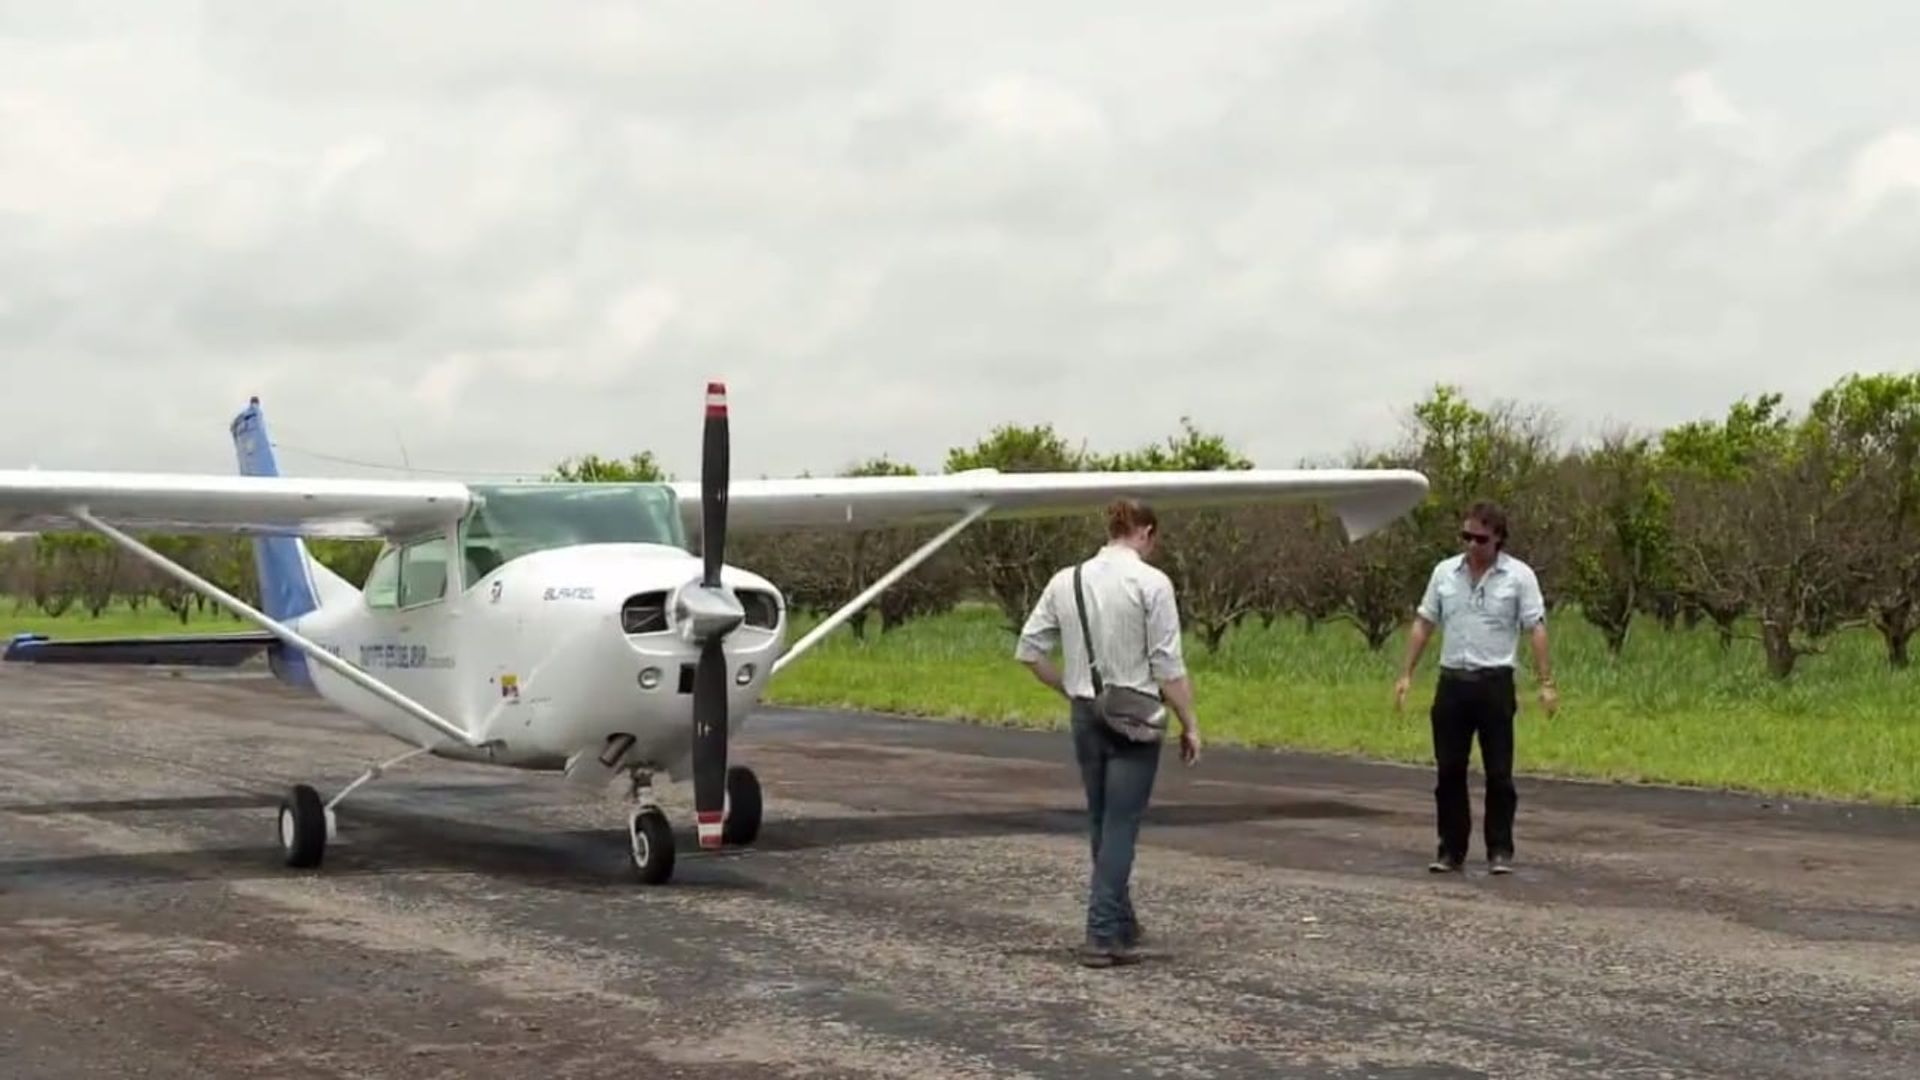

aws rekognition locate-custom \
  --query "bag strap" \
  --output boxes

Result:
[1072,561,1104,696]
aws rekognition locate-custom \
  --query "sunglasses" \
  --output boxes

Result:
[1460,530,1493,545]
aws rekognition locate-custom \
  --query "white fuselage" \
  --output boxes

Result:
[288,542,785,779]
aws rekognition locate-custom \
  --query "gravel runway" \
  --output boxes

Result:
[0,664,1914,1078]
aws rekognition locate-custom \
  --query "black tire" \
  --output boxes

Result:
[723,764,761,847]
[629,807,676,884]
[278,784,326,868]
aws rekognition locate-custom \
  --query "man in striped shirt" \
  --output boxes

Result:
[1015,498,1202,967]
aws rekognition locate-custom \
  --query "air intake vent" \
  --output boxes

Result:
[621,590,670,635]
[739,589,779,629]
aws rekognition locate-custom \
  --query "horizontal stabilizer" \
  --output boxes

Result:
[4,630,276,667]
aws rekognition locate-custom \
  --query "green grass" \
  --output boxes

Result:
[767,603,1920,807]
[8,598,1917,805]
[2,600,242,640]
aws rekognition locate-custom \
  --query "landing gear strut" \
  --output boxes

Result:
[621,763,763,884]
[626,768,676,884]
[276,745,433,870]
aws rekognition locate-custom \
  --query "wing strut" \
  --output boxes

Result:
[69,507,484,750]
[771,502,991,676]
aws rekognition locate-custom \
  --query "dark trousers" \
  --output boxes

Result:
[1070,698,1161,945]
[1430,668,1517,860]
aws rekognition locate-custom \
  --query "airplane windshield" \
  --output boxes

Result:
[459,483,686,582]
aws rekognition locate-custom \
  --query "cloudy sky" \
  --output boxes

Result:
[3,1,1918,481]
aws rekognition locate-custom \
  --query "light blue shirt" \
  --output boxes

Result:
[1416,551,1546,670]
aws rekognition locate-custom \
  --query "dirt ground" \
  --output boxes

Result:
[0,663,1914,1078]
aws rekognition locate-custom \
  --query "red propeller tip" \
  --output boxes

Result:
[695,812,724,849]
[705,381,727,417]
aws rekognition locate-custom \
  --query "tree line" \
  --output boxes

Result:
[5,371,1916,680]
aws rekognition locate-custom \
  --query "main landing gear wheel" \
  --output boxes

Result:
[274,746,427,873]
[629,806,676,884]
[723,765,761,847]
[278,783,327,868]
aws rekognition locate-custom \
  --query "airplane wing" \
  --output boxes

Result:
[671,468,1429,541]
[0,468,485,747]
[5,629,276,666]
[1,466,1427,542]
[0,470,471,538]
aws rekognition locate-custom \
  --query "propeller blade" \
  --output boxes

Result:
[691,638,728,850]
[702,380,728,589]
[691,379,734,851]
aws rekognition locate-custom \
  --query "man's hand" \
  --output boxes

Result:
[1022,656,1067,700]
[1179,723,1202,766]
[1527,625,1555,717]
[1160,677,1200,765]
[1395,618,1431,713]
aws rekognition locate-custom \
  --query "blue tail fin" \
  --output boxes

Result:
[230,397,321,623]
[230,397,338,690]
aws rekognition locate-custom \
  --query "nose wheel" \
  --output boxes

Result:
[628,805,676,884]
[622,764,763,884]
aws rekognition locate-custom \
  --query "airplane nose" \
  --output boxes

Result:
[619,589,671,635]
[673,581,744,641]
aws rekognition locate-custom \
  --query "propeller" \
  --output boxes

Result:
[702,381,727,589]
[685,381,742,850]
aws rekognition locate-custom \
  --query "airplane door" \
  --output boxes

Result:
[349,534,458,719]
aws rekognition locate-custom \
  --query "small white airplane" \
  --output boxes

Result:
[0,385,1427,883]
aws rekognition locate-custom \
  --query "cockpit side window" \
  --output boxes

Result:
[364,547,400,609]
[398,536,449,608]
[459,505,504,590]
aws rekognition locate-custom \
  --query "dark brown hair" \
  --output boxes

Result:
[1466,500,1508,548]
[1106,497,1158,539]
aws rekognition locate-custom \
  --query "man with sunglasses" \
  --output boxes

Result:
[1394,501,1556,875]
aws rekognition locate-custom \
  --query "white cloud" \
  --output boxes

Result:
[955,75,1108,142]
[410,355,476,414]
[1847,129,1920,214]
[1673,69,1744,127]
[2,1,1919,482]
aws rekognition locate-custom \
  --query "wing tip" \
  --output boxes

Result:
[1335,472,1430,540]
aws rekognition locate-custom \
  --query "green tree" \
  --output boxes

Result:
[1384,385,1565,584]
[945,423,1095,634]
[547,452,670,483]
[1662,395,1874,678]
[1095,418,1268,653]
[1654,393,1796,647]
[310,539,383,590]
[142,536,209,623]
[1560,431,1672,657]
[1805,372,1920,666]
[757,456,966,640]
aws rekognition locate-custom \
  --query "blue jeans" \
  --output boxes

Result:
[1070,698,1162,946]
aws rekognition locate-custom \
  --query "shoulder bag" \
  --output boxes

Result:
[1072,562,1168,743]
